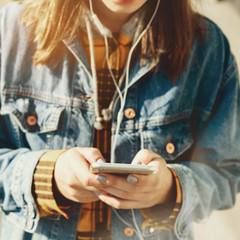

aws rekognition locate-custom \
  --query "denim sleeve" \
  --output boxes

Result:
[171,55,240,239]
[0,138,45,233]
[0,115,46,233]
[0,6,45,233]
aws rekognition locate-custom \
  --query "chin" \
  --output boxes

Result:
[102,0,147,14]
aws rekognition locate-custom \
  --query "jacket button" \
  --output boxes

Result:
[124,227,135,237]
[166,142,175,154]
[124,108,136,119]
[26,114,37,126]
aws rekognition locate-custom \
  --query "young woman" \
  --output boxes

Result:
[0,0,240,239]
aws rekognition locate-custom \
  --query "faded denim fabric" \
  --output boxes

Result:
[1,2,240,240]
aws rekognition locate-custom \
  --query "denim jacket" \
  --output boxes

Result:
[1,2,240,240]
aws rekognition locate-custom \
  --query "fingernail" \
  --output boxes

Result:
[97,158,105,163]
[127,175,138,183]
[96,175,107,183]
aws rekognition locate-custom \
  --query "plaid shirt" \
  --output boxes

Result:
[76,34,132,240]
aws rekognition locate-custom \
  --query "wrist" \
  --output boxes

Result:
[162,167,177,205]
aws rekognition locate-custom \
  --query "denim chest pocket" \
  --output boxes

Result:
[141,119,193,161]
[1,97,64,134]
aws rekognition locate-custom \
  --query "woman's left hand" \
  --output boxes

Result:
[94,149,176,209]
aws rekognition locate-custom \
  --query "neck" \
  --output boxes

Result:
[92,1,132,33]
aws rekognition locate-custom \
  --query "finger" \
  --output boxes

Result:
[131,149,164,165]
[55,172,101,201]
[130,160,168,191]
[94,173,156,194]
[93,173,145,193]
[125,160,168,192]
[74,147,105,164]
[97,194,150,209]
[98,186,149,201]
[58,149,103,192]
[64,149,102,188]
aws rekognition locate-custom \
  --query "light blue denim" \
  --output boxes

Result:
[1,2,240,240]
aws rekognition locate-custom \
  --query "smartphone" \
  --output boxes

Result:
[90,162,155,175]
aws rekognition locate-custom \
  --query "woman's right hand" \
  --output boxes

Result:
[54,147,104,203]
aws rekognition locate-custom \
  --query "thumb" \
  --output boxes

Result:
[131,149,163,165]
[74,147,105,165]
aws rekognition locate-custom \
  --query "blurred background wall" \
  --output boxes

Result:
[194,0,240,68]
[0,0,240,239]
[0,0,9,8]
[231,0,240,10]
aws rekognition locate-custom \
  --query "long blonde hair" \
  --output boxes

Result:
[18,0,204,80]
[19,0,85,67]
